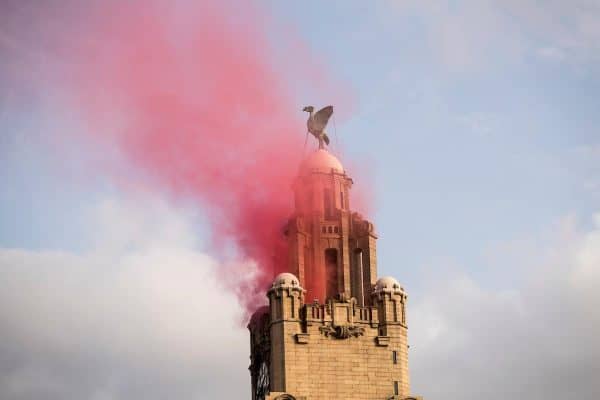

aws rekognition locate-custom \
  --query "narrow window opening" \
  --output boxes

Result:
[325,248,338,299]
[402,301,406,324]
[394,381,399,395]
[276,298,283,320]
[353,249,365,307]
[322,226,327,234]
[392,351,398,364]
[334,226,339,233]
[328,226,333,234]
[340,191,344,209]
[324,189,333,218]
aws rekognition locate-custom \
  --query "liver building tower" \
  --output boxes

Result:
[248,106,421,400]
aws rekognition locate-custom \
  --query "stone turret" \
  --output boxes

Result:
[372,277,410,397]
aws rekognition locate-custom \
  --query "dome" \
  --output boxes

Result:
[373,276,404,294]
[248,305,269,329]
[271,272,301,289]
[299,149,344,174]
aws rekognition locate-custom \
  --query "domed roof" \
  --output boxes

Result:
[299,149,344,174]
[248,305,269,329]
[271,272,302,289]
[373,276,404,294]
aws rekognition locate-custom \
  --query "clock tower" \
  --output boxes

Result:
[248,120,421,400]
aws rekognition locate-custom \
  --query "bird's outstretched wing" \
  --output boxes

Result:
[310,105,333,133]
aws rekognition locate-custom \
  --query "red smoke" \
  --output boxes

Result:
[66,1,331,315]
[0,1,352,317]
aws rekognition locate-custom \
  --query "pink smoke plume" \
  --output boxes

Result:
[0,1,354,317]
[84,2,356,316]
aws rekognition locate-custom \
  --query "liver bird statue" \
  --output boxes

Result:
[303,105,333,149]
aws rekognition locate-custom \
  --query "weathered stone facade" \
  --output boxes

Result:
[249,149,421,400]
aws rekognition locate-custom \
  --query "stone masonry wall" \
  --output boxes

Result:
[279,321,409,400]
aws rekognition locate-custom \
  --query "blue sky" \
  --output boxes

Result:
[269,0,600,288]
[1,1,599,399]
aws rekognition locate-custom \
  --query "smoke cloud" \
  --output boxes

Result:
[0,0,349,316]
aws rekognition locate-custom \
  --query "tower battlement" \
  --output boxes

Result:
[248,145,421,400]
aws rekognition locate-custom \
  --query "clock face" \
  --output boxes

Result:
[255,361,269,400]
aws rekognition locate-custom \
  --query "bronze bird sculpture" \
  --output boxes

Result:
[303,105,333,149]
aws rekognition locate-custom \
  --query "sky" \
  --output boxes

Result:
[1,1,599,399]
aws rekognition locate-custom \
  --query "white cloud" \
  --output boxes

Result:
[0,195,250,400]
[410,213,600,399]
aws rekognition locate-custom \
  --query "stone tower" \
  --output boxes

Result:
[248,148,421,400]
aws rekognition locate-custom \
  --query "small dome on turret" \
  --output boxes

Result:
[271,272,301,289]
[299,149,344,174]
[373,276,404,294]
[248,305,269,330]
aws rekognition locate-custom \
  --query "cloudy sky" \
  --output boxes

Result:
[1,1,599,399]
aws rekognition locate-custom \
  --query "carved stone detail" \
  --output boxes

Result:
[317,293,366,339]
[319,324,365,339]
